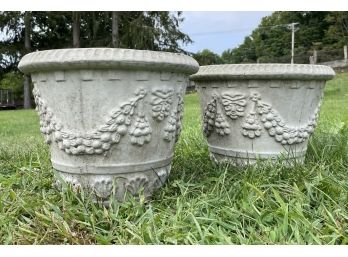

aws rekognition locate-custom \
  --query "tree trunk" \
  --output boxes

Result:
[112,11,119,48]
[23,11,32,109]
[92,12,99,40]
[72,12,81,48]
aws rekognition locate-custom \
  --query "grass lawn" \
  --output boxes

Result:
[0,73,348,244]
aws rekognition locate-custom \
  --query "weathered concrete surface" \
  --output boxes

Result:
[191,64,335,166]
[19,48,199,203]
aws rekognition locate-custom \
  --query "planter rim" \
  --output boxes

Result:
[190,64,335,81]
[18,48,199,75]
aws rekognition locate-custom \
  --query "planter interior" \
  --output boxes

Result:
[18,48,199,203]
[190,64,335,166]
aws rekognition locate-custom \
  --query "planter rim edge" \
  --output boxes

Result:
[18,48,199,75]
[190,63,335,81]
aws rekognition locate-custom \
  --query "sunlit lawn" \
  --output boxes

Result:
[0,73,347,244]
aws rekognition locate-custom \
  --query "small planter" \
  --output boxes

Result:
[18,48,199,203]
[190,64,335,165]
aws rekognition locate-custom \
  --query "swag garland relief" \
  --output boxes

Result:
[33,86,184,155]
[203,91,321,145]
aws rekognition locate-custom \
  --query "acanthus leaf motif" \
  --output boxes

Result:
[125,176,152,197]
[93,180,113,199]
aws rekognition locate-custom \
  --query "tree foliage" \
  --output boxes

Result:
[0,11,192,73]
[0,71,22,99]
[324,12,348,48]
[193,49,223,66]
[221,11,348,64]
[0,12,24,74]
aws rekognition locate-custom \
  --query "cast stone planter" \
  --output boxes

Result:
[190,64,335,165]
[18,48,199,203]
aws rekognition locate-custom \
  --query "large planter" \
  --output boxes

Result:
[18,48,199,203]
[190,64,335,165]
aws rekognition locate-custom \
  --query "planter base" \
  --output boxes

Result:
[209,150,306,166]
[54,164,171,204]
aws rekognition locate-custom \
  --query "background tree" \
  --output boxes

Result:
[111,11,119,48]
[23,11,32,108]
[193,49,223,65]
[0,12,24,75]
[324,12,348,48]
[32,12,72,50]
[72,11,80,48]
[222,11,337,64]
[221,36,256,64]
